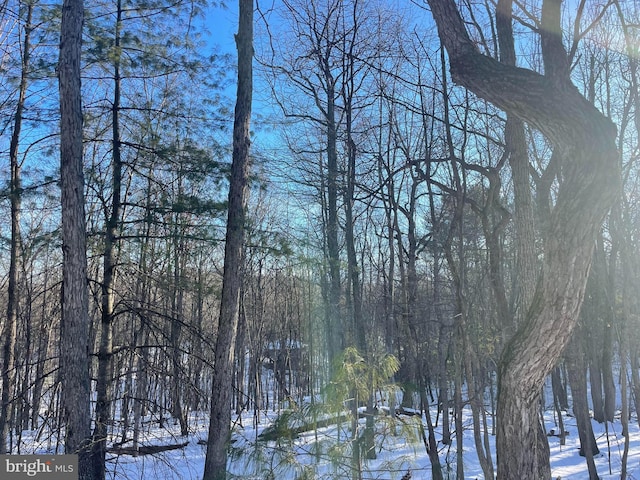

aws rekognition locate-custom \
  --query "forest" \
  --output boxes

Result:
[1,0,640,479]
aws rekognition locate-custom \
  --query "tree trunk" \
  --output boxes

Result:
[589,357,605,423]
[203,1,253,478]
[325,64,342,370]
[496,0,537,331]
[91,1,123,475]
[419,380,443,480]
[586,238,615,424]
[566,338,600,479]
[58,0,92,475]
[426,1,619,478]
[551,365,569,411]
[436,327,451,446]
[170,211,188,436]
[341,17,364,352]
[464,336,494,479]
[0,0,32,454]
[31,267,54,431]
[234,303,247,414]
[598,242,617,424]
[453,340,464,480]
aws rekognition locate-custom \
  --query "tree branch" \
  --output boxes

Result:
[425,0,616,152]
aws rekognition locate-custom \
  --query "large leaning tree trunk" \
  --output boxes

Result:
[203,0,253,479]
[425,1,620,478]
[59,0,92,476]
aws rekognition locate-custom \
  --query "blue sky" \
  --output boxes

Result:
[208,2,239,56]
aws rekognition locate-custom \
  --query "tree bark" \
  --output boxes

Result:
[566,337,600,478]
[0,0,32,454]
[419,380,443,480]
[496,0,537,329]
[425,1,619,478]
[203,1,253,479]
[464,338,494,479]
[324,51,342,370]
[58,0,92,476]
[91,1,123,475]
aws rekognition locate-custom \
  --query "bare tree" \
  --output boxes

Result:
[203,0,253,478]
[425,0,619,478]
[496,0,537,330]
[90,1,123,476]
[0,0,32,454]
[262,0,374,366]
[58,0,92,475]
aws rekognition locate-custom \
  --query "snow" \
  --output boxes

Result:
[91,401,640,479]
[12,375,640,479]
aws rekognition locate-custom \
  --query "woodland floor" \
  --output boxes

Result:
[13,386,640,479]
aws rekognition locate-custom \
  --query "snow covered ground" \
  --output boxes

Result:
[95,401,640,479]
